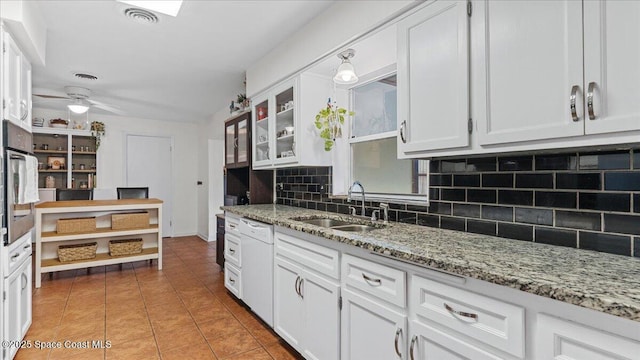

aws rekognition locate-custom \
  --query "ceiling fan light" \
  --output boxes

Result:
[68,104,89,114]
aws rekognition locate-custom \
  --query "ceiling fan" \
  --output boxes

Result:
[33,86,124,115]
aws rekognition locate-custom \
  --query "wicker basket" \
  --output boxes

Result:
[58,242,97,262]
[111,211,149,230]
[109,238,143,256]
[57,217,97,234]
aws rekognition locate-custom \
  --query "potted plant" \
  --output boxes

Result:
[91,121,105,150]
[314,99,354,151]
[236,93,248,110]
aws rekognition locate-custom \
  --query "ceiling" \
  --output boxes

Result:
[31,0,335,123]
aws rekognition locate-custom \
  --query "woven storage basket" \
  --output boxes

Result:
[111,211,149,230]
[109,238,143,256]
[57,217,96,234]
[58,242,97,262]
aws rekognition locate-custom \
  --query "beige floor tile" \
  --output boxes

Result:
[160,341,218,360]
[264,341,304,360]
[198,315,246,341]
[153,321,206,353]
[106,336,159,360]
[208,329,261,359]
[223,347,274,360]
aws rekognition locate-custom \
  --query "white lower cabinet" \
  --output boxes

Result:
[535,314,639,360]
[273,229,340,360]
[341,288,407,360]
[409,320,503,360]
[3,258,32,360]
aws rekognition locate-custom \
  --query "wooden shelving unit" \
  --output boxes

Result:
[35,199,163,287]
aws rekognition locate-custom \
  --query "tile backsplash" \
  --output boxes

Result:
[276,149,640,257]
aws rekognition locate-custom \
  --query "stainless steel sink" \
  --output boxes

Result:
[330,224,377,232]
[297,218,352,227]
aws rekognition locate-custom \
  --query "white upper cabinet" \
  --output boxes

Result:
[474,0,584,145]
[252,73,333,169]
[2,27,32,132]
[397,0,470,157]
[583,0,640,135]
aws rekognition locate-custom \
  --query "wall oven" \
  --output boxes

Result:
[2,120,37,246]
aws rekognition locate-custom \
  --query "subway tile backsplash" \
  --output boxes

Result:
[276,149,640,257]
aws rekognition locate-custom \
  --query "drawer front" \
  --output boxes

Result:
[275,230,339,279]
[411,275,524,358]
[224,232,241,267]
[224,262,241,299]
[536,314,639,360]
[225,213,241,234]
[239,218,273,243]
[410,320,504,360]
[342,254,406,308]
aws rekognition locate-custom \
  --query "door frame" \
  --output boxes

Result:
[123,132,175,238]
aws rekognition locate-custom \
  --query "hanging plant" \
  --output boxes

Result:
[91,121,106,150]
[314,98,354,151]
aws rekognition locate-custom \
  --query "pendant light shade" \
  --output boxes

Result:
[333,49,359,85]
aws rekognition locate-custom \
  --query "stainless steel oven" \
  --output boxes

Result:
[3,121,36,245]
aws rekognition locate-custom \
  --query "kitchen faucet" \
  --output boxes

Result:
[347,181,366,217]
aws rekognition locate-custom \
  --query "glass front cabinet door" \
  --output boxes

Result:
[225,112,251,169]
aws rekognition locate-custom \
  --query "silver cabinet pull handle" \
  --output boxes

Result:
[409,335,417,360]
[362,273,382,286]
[299,278,304,299]
[444,303,478,320]
[20,100,28,121]
[394,328,402,358]
[570,85,580,122]
[229,278,235,284]
[22,273,28,290]
[11,253,20,262]
[229,248,235,254]
[229,224,236,229]
[399,120,407,143]
[295,276,301,297]
[587,81,597,120]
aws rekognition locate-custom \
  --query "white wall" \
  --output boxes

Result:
[197,106,228,241]
[1,0,47,65]
[245,0,415,97]
[33,108,200,237]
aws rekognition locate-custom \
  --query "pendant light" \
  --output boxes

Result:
[333,49,359,85]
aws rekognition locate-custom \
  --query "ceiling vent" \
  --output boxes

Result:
[124,7,159,24]
[73,73,98,81]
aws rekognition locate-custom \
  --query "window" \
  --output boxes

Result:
[350,73,429,203]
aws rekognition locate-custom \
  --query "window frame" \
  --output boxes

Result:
[347,68,429,205]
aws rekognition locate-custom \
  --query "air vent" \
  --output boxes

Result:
[124,8,159,24]
[74,73,98,81]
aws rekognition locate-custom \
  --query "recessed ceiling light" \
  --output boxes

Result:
[117,0,183,17]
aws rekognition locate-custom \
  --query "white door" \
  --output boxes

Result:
[397,0,470,156]
[273,257,305,352]
[341,289,406,360]
[2,30,21,125]
[410,321,503,360]
[3,265,22,360]
[474,0,584,145]
[126,134,173,236]
[301,270,340,360]
[583,0,640,135]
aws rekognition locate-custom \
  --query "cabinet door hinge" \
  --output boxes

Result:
[467,1,472,16]
[338,296,342,310]
[468,118,473,134]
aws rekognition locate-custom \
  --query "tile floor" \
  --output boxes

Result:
[18,236,304,360]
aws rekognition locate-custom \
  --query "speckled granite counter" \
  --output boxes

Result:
[222,204,640,322]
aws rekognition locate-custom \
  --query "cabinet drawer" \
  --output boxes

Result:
[410,320,504,360]
[411,275,524,358]
[224,232,241,267]
[342,254,406,308]
[536,313,639,360]
[275,230,339,279]
[225,213,241,234]
[224,262,241,299]
[239,218,273,243]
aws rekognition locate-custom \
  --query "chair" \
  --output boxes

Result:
[56,189,93,201]
[117,187,149,199]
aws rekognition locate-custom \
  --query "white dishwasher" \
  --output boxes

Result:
[239,218,274,327]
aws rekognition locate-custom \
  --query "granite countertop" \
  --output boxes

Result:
[222,204,640,322]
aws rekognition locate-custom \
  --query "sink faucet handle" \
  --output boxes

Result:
[379,203,389,223]
[349,206,357,216]
[371,209,380,222]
